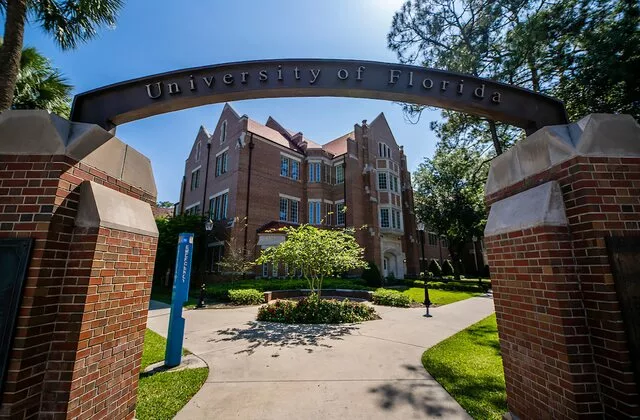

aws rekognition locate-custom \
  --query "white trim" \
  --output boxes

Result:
[279,193,301,202]
[335,199,345,204]
[215,146,229,157]
[191,165,202,173]
[280,152,301,162]
[306,157,332,164]
[209,188,230,200]
[184,202,201,211]
[332,159,345,166]
[308,198,322,202]
[323,199,333,204]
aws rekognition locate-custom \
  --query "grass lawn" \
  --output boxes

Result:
[137,329,208,420]
[422,314,507,419]
[402,287,481,306]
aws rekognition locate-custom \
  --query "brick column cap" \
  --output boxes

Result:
[485,113,640,197]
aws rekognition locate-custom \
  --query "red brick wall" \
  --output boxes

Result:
[0,154,157,419]
[486,156,640,418]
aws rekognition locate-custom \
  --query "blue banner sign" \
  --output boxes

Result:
[165,232,194,367]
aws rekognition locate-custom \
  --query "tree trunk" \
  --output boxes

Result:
[488,120,503,155]
[0,0,28,110]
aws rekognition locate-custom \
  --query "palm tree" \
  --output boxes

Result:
[2,39,73,117]
[0,0,123,110]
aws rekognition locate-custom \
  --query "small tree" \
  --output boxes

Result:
[362,261,383,287]
[256,224,367,296]
[218,227,255,283]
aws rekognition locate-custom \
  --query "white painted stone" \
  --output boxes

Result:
[75,181,158,237]
[484,181,568,237]
[486,113,640,196]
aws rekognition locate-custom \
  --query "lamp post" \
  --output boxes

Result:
[417,222,432,318]
[196,218,214,309]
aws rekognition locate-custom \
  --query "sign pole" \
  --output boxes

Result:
[165,232,194,367]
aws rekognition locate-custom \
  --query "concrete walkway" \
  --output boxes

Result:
[146,295,495,419]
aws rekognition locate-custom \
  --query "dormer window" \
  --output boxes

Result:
[220,120,227,144]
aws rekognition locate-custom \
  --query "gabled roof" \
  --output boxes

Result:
[322,131,353,156]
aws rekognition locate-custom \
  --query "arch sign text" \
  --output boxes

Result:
[71,59,567,134]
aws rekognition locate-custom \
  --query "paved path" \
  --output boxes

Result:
[146,295,495,419]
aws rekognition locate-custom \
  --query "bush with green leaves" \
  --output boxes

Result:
[362,261,383,287]
[428,259,442,277]
[442,260,455,276]
[372,289,412,307]
[228,289,264,305]
[257,294,377,324]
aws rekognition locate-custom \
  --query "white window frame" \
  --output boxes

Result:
[195,141,202,162]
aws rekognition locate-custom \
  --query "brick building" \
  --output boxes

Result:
[177,104,420,279]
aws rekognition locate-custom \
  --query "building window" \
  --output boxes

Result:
[220,120,227,143]
[209,192,228,221]
[336,164,344,184]
[190,168,201,190]
[392,209,402,229]
[215,151,228,177]
[262,263,269,278]
[279,197,288,221]
[379,143,391,158]
[428,232,438,246]
[291,160,300,180]
[326,203,333,225]
[308,162,321,183]
[324,164,331,183]
[380,208,389,228]
[195,141,201,161]
[280,156,289,177]
[336,202,345,225]
[209,244,224,272]
[272,263,278,278]
[308,201,321,224]
[390,175,399,193]
[378,172,387,190]
[184,203,201,216]
[442,237,449,248]
[290,200,299,223]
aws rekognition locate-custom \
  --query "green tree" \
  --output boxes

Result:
[2,39,72,116]
[256,224,367,296]
[413,146,487,279]
[0,0,123,110]
[217,219,255,283]
[157,201,174,208]
[387,0,640,155]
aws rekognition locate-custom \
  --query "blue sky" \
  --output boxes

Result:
[16,0,441,202]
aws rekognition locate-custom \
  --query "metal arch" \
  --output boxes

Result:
[70,59,568,134]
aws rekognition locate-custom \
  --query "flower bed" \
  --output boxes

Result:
[257,294,378,324]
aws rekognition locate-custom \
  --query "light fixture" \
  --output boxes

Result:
[205,218,214,231]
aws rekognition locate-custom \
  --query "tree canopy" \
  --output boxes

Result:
[388,0,640,155]
[2,39,72,117]
[413,146,487,277]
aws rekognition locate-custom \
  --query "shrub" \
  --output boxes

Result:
[228,289,264,305]
[362,261,382,287]
[428,259,442,277]
[257,294,377,324]
[442,260,454,276]
[372,289,411,307]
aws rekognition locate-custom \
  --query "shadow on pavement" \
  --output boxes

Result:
[367,364,460,418]
[210,322,359,355]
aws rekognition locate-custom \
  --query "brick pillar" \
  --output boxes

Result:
[484,114,640,419]
[0,111,158,419]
